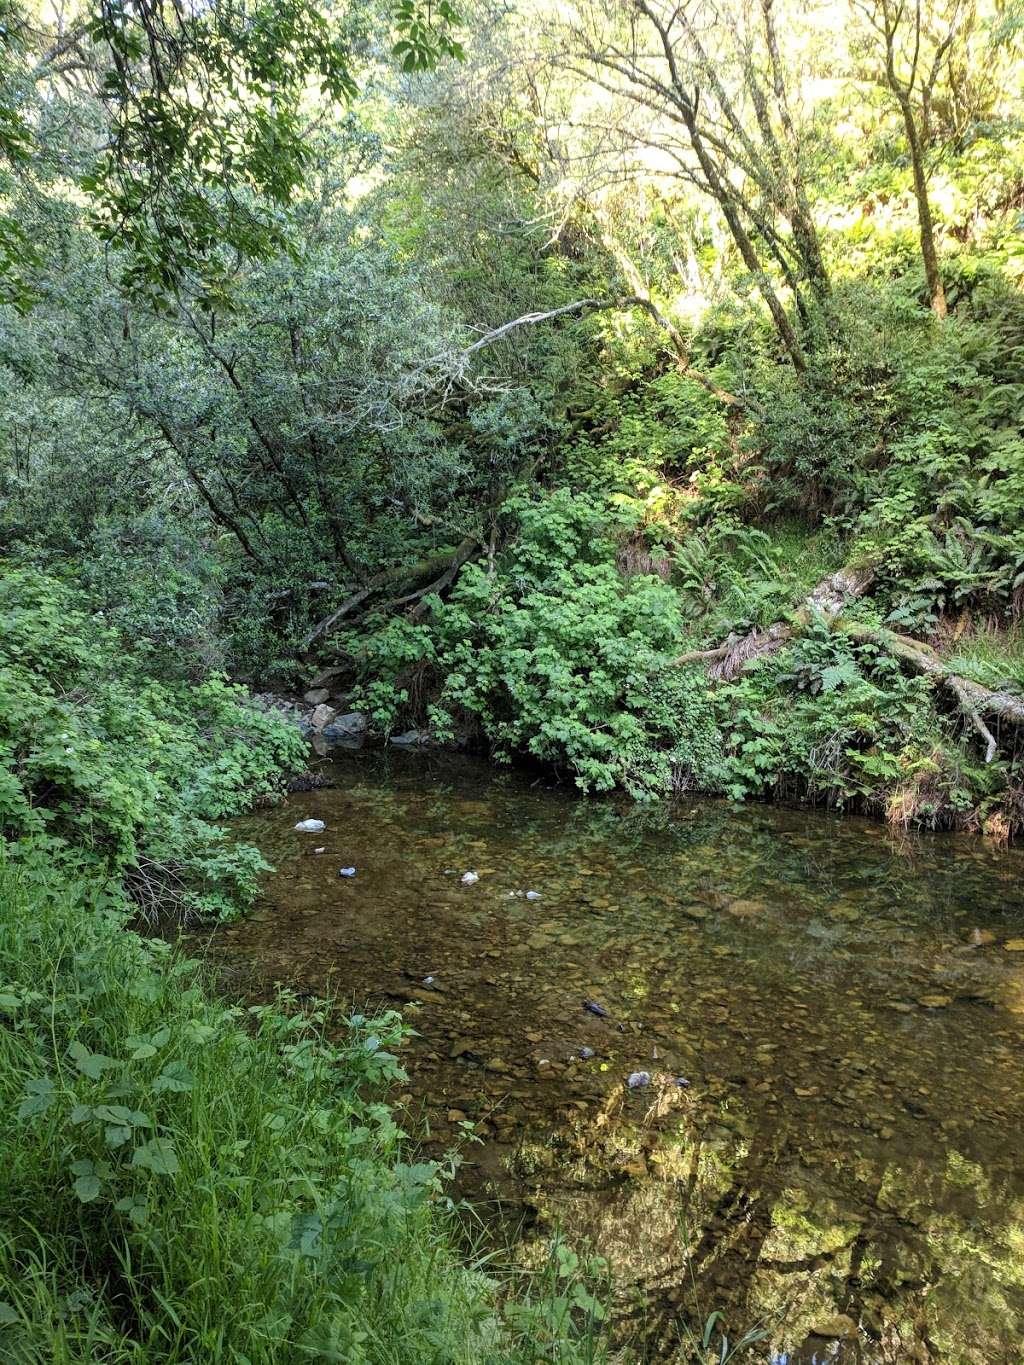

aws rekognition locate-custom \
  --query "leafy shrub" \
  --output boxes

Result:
[0,566,306,919]
[347,490,724,796]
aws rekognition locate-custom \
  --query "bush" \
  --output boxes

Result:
[0,566,306,919]
[346,490,724,796]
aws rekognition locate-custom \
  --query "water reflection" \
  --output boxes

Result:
[202,749,1024,1362]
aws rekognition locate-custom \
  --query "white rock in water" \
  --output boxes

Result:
[460,871,480,885]
[313,846,326,854]
[294,819,326,833]
[626,1071,651,1089]
[525,890,541,900]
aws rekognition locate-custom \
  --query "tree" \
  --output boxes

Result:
[543,0,837,369]
[853,0,971,319]
[0,0,463,305]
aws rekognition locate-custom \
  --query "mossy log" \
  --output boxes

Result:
[672,562,1023,762]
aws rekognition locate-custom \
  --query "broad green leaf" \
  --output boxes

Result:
[131,1137,180,1176]
[153,1061,194,1093]
[17,1077,55,1119]
[69,1041,118,1080]
[74,1173,101,1203]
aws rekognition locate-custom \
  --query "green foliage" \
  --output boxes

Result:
[347,490,724,796]
[0,862,608,1362]
[706,621,1006,824]
[563,369,734,515]
[2,0,465,307]
[78,514,224,678]
[0,566,305,918]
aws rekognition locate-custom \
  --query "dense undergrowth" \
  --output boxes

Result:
[340,275,1024,832]
[5,6,1024,836]
[6,0,1024,1357]
[0,569,607,1361]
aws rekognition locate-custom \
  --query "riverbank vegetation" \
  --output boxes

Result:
[0,858,612,1363]
[1,0,1024,1350]
[6,0,1024,836]
[0,572,608,1360]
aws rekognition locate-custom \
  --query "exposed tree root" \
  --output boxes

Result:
[672,561,1024,761]
[837,621,1024,762]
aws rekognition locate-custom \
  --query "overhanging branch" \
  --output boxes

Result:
[439,295,763,416]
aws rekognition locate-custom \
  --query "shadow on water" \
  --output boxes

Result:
[198,748,1024,1363]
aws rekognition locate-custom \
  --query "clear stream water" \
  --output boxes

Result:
[203,749,1024,1362]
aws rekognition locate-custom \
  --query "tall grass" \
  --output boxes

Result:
[0,863,606,1363]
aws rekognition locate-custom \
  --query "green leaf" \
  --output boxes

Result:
[93,1105,150,1127]
[74,1173,102,1203]
[69,1040,118,1080]
[0,1302,19,1325]
[153,1060,194,1093]
[131,1137,180,1176]
[115,1196,149,1227]
[17,1077,55,1118]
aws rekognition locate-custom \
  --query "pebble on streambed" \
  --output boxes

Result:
[294,819,326,833]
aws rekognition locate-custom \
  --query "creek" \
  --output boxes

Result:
[203,748,1024,1362]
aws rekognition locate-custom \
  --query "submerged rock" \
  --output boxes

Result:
[390,728,432,747]
[627,1071,651,1089]
[460,871,480,885]
[966,928,997,947]
[727,898,767,918]
[337,866,356,878]
[583,1000,609,1018]
[322,712,367,742]
[810,1314,858,1340]
[294,819,326,833]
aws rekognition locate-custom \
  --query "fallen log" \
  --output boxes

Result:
[670,561,1024,761]
[669,563,876,680]
[837,622,1024,762]
[301,536,479,651]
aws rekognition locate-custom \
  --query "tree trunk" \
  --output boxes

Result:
[760,0,831,302]
[682,110,807,371]
[899,95,947,319]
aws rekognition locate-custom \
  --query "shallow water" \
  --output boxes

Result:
[205,749,1024,1362]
